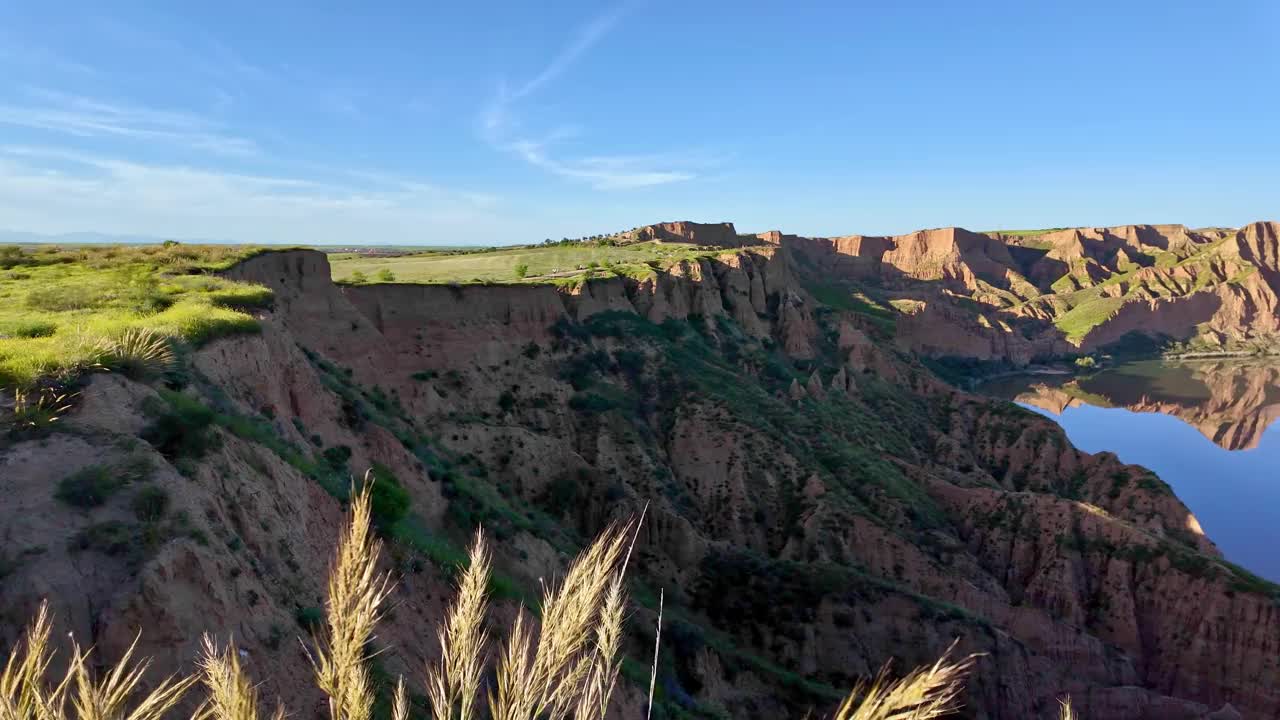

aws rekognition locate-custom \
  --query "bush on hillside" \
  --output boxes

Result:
[95,328,177,380]
[366,463,411,534]
[141,390,219,460]
[56,465,124,508]
[131,485,171,522]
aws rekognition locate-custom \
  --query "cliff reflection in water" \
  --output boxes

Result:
[986,359,1280,450]
[980,359,1280,580]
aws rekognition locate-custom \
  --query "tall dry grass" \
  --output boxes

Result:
[1,481,992,720]
[830,643,975,720]
[0,599,197,720]
[195,637,282,720]
[305,478,395,720]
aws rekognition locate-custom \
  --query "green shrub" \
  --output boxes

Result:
[24,285,96,311]
[376,268,396,282]
[323,445,353,468]
[69,521,136,556]
[56,465,124,508]
[497,390,517,412]
[207,284,274,310]
[131,485,170,522]
[0,320,56,339]
[569,392,622,414]
[141,390,219,459]
[53,455,152,509]
[367,463,411,534]
[295,605,324,630]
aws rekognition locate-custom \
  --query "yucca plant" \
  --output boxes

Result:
[95,329,176,380]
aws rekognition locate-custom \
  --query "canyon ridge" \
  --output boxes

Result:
[3,219,1280,720]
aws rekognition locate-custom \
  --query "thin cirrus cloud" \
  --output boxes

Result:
[0,88,258,156]
[0,145,509,245]
[482,5,714,190]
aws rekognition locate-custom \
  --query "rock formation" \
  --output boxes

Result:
[3,235,1279,720]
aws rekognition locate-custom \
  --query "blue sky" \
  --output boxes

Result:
[1,1,1277,245]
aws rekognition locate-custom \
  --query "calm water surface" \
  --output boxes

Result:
[978,360,1280,581]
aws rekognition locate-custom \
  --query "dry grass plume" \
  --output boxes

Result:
[1,478,995,720]
[305,475,395,720]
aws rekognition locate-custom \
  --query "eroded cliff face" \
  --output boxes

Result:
[636,220,1280,365]
[2,248,1275,720]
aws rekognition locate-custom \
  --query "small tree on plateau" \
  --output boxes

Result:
[349,270,368,284]
[376,268,396,282]
[514,263,530,279]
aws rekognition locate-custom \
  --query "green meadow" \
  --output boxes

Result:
[0,244,273,388]
[328,241,745,285]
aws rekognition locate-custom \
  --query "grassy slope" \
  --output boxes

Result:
[0,244,273,388]
[995,236,1245,344]
[328,241,742,285]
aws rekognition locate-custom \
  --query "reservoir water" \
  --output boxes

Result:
[978,360,1280,581]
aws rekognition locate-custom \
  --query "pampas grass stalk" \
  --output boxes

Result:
[67,635,197,720]
[645,589,663,720]
[426,529,490,720]
[831,642,977,720]
[2,478,991,720]
[0,601,71,720]
[1,602,196,720]
[392,677,410,720]
[1059,697,1076,720]
[572,573,625,720]
[196,636,283,720]
[306,476,394,720]
[487,520,634,720]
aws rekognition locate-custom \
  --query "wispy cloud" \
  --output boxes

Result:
[482,5,713,190]
[509,139,695,189]
[0,146,510,244]
[0,89,258,156]
[511,7,627,101]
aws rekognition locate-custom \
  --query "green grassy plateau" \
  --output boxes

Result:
[0,244,273,388]
[328,241,745,285]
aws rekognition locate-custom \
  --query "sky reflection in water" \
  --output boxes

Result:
[979,360,1280,581]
